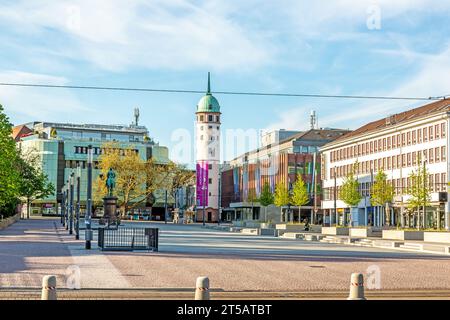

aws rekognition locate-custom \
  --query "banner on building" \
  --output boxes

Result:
[196,161,209,207]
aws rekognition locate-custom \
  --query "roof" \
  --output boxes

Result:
[11,125,32,142]
[331,98,450,145]
[230,128,350,162]
[196,72,221,113]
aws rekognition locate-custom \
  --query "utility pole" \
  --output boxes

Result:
[312,152,317,224]
[75,164,81,240]
[85,145,93,249]
[334,167,338,226]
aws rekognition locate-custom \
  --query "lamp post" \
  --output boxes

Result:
[287,177,292,223]
[75,164,81,240]
[61,189,65,226]
[65,181,69,230]
[85,145,93,250]
[164,189,168,224]
[69,172,74,235]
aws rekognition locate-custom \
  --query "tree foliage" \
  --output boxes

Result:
[274,181,290,207]
[371,169,394,206]
[407,164,431,210]
[340,162,362,207]
[259,183,274,207]
[291,174,309,207]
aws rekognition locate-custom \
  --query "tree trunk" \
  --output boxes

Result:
[27,198,30,219]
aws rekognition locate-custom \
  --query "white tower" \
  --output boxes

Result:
[195,72,221,223]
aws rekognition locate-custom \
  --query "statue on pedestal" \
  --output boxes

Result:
[106,168,116,197]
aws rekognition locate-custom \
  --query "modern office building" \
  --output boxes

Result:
[15,113,171,217]
[320,99,450,230]
[221,118,349,223]
[195,73,221,222]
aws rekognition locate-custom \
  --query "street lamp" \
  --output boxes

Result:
[61,188,65,226]
[65,181,69,230]
[75,164,81,240]
[287,177,292,223]
[69,172,74,235]
[85,145,93,249]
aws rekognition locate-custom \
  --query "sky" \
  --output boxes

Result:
[1,0,450,166]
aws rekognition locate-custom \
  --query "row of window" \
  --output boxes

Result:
[200,125,220,130]
[331,147,447,178]
[197,114,220,123]
[324,173,447,200]
[65,160,100,170]
[74,146,139,156]
[199,135,219,141]
[330,122,446,163]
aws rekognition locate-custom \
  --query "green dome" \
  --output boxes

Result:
[197,93,220,113]
[196,72,221,113]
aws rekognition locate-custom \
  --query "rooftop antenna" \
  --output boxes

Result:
[310,110,317,129]
[134,107,140,126]
[207,72,211,95]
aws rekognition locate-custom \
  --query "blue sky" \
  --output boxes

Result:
[1,0,450,165]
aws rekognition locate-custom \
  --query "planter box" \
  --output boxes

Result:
[322,227,350,236]
[0,214,20,230]
[349,228,380,238]
[423,232,450,244]
[259,228,276,236]
[382,230,424,241]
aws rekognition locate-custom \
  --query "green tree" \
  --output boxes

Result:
[340,162,362,207]
[371,169,395,226]
[259,183,274,222]
[274,181,290,222]
[407,163,430,229]
[0,104,21,216]
[17,153,54,219]
[291,174,309,223]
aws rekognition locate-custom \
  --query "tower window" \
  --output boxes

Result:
[200,115,204,122]
[216,115,220,122]
[209,178,212,184]
[208,125,212,129]
[208,115,213,122]
[200,126,203,130]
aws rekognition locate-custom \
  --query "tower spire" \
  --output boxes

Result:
[207,72,211,95]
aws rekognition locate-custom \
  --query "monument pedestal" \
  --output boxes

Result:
[103,196,118,223]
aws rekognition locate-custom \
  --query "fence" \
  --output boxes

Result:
[98,227,159,252]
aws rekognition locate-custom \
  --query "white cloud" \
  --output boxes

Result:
[0,0,274,72]
[266,43,450,132]
[0,70,90,123]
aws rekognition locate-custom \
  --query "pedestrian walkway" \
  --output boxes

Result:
[0,217,130,288]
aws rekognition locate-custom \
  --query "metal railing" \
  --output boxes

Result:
[98,227,159,252]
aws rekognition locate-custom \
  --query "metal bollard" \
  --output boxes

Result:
[195,276,210,300]
[347,273,366,300]
[41,275,57,300]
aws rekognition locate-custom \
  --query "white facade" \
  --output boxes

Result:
[196,112,221,212]
[320,105,450,229]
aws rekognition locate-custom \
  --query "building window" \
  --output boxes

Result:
[429,148,434,163]
[208,164,212,170]
[208,115,213,122]
[200,115,204,122]
[418,129,422,143]
[209,178,212,184]
[423,127,428,142]
[429,126,434,140]
[401,134,406,147]
[412,130,416,144]
[407,132,411,145]
[216,115,220,122]
[442,123,446,138]
[435,124,440,139]
[442,146,446,161]
[435,147,440,162]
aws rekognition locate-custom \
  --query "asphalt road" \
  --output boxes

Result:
[1,217,450,294]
